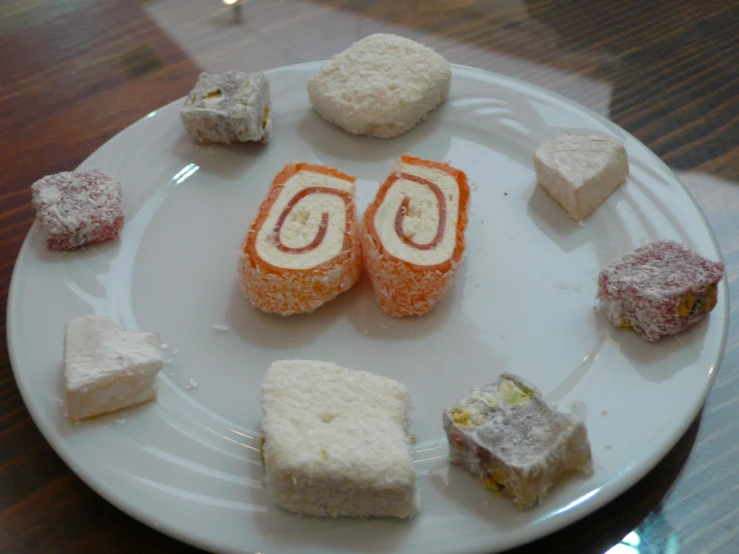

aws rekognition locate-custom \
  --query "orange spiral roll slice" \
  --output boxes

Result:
[362,155,470,317]
[240,163,362,315]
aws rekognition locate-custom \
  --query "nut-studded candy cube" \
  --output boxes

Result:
[597,240,724,342]
[443,373,592,510]
[180,71,272,144]
[31,169,124,251]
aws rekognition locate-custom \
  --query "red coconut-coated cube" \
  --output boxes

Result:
[31,170,124,251]
[597,240,724,342]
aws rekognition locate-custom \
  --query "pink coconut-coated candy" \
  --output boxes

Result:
[31,170,124,251]
[597,240,724,342]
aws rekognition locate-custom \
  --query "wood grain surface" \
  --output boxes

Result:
[1,0,737,552]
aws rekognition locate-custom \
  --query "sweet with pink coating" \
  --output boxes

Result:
[31,169,124,250]
[597,240,724,342]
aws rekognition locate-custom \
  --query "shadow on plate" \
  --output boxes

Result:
[503,411,702,553]
[252,502,417,552]
[429,463,594,530]
[546,326,610,405]
[171,132,268,181]
[296,105,451,164]
[595,306,707,383]
[525,185,633,266]
[56,240,123,302]
[427,412,701,552]
[223,277,363,350]
[525,184,580,242]
[32,227,122,268]
[345,271,460,342]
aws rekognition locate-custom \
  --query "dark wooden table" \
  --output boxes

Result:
[1,0,737,552]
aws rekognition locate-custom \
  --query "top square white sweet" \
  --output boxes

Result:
[307,33,451,139]
[534,131,629,221]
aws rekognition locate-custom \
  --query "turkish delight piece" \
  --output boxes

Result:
[361,155,470,317]
[307,33,451,139]
[261,360,419,518]
[180,71,272,144]
[31,169,124,251]
[534,131,628,221]
[442,373,592,510]
[64,315,163,421]
[597,240,724,342]
[239,163,361,315]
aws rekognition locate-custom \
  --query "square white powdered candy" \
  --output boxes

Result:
[534,131,629,221]
[307,33,451,139]
[64,315,163,421]
[260,360,419,518]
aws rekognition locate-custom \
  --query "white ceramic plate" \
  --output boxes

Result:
[7,63,728,554]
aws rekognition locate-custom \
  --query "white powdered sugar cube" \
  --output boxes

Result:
[307,34,451,139]
[261,360,419,518]
[64,315,163,422]
[534,131,629,221]
[180,71,272,144]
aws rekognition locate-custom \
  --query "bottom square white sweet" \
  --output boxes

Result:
[260,359,419,518]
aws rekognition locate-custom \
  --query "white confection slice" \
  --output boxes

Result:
[534,131,629,221]
[307,33,451,139]
[64,315,163,421]
[254,168,353,270]
[260,360,419,518]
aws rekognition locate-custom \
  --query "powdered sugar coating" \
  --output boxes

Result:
[442,373,592,510]
[31,169,124,250]
[64,315,163,421]
[534,131,628,221]
[362,231,462,316]
[361,156,470,317]
[239,250,361,315]
[307,34,451,139]
[261,360,418,518]
[597,240,724,342]
[180,71,272,144]
[239,164,362,315]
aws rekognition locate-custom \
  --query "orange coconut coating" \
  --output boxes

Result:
[362,155,470,317]
[240,163,362,315]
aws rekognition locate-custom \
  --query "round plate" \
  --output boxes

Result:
[7,62,728,554]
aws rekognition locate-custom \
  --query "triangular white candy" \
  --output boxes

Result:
[534,131,629,221]
[64,315,163,421]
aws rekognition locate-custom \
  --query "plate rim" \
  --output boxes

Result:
[6,61,730,554]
